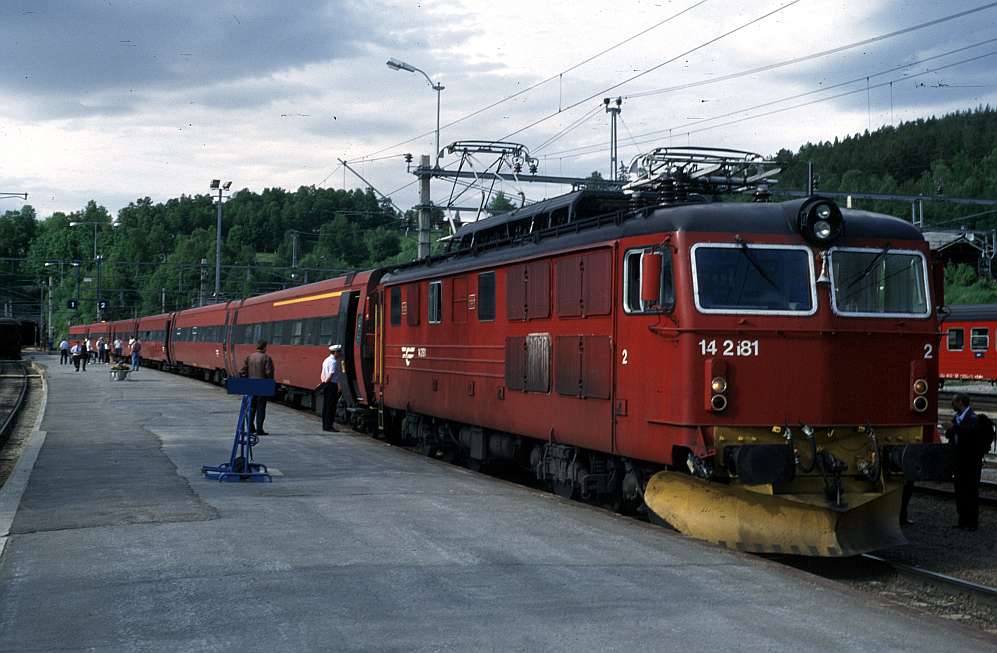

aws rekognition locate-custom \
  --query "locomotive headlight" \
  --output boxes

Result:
[798,197,843,245]
[711,376,727,393]
[913,379,928,395]
[912,396,929,412]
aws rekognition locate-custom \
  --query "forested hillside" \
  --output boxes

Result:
[773,106,997,227]
[1,187,414,329]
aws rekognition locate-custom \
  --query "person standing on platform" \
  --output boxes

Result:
[70,341,83,371]
[84,337,93,366]
[97,337,108,364]
[130,338,142,371]
[320,344,344,432]
[240,340,275,435]
[946,393,984,531]
[80,340,88,371]
[113,337,123,362]
[59,338,70,365]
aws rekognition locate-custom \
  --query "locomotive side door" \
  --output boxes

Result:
[612,240,676,461]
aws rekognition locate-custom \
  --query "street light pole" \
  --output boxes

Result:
[386,58,445,166]
[95,255,104,320]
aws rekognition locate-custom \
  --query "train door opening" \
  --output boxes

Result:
[338,291,361,404]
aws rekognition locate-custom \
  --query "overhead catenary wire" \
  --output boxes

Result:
[497,0,802,142]
[355,0,711,162]
[624,1,997,101]
[547,38,997,159]
[533,104,605,154]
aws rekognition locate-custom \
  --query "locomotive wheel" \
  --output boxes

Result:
[552,480,576,500]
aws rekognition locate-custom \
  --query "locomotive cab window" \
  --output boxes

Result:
[692,243,815,315]
[971,327,989,352]
[828,247,930,318]
[623,247,674,313]
[947,328,964,352]
[428,280,443,324]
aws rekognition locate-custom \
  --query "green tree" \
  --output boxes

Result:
[486,192,516,215]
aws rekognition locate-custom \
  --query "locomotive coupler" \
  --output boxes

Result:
[816,452,848,507]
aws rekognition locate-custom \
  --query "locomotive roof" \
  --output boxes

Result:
[383,192,926,284]
[943,303,997,322]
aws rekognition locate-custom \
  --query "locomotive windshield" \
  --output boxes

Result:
[829,247,930,317]
[692,244,815,314]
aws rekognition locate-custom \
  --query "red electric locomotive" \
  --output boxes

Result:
[374,149,950,555]
[939,304,997,383]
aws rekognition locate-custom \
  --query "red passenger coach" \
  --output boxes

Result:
[170,303,230,380]
[940,304,997,383]
[135,313,171,366]
[68,324,87,343]
[227,271,380,416]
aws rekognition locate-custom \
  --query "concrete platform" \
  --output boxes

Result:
[0,355,993,652]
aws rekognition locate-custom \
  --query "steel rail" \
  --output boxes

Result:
[912,482,997,507]
[0,361,28,444]
[862,553,997,604]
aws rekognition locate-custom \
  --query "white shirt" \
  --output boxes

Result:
[113,339,121,349]
[955,405,972,425]
[59,340,69,349]
[321,354,343,384]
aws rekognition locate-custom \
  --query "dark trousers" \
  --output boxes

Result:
[900,481,914,522]
[72,355,81,371]
[81,353,88,371]
[322,382,340,430]
[249,397,267,433]
[60,349,69,364]
[954,450,983,528]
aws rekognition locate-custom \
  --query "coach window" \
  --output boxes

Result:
[947,328,964,352]
[478,271,496,321]
[390,287,402,326]
[623,247,674,313]
[971,327,989,351]
[428,280,443,324]
[291,320,304,345]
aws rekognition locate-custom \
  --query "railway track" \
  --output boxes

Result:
[913,481,997,507]
[861,554,997,606]
[0,360,29,445]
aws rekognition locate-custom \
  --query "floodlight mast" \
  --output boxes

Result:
[210,179,232,299]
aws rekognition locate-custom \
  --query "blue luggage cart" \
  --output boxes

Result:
[202,377,276,482]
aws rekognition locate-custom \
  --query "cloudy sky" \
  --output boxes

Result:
[2,0,996,218]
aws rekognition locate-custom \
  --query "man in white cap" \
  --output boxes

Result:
[320,344,344,432]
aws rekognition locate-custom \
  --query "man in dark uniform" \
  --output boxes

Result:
[240,340,275,435]
[946,393,983,531]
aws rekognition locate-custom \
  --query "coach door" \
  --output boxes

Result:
[224,300,243,376]
[337,290,361,405]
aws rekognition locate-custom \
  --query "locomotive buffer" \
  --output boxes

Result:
[202,378,275,482]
